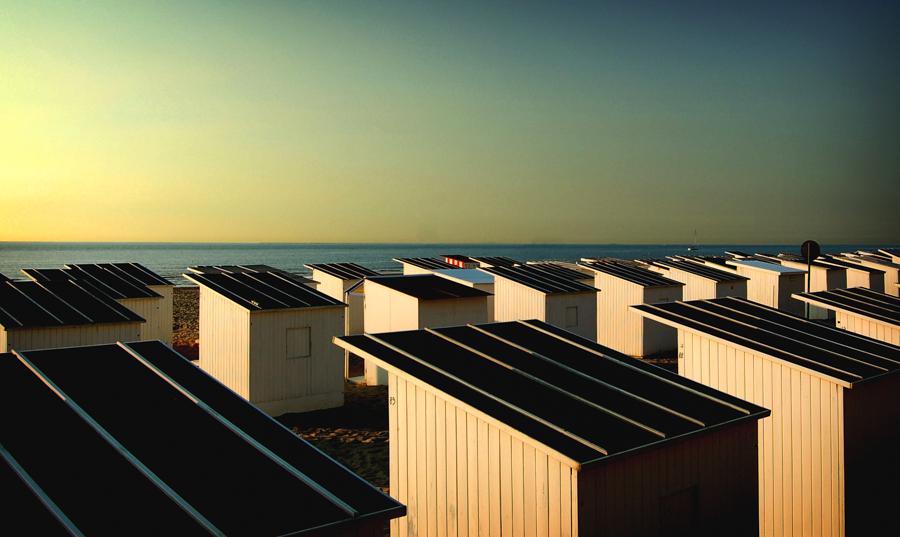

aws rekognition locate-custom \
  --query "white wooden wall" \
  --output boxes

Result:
[845,269,883,293]
[736,267,806,316]
[492,279,547,323]
[2,322,141,352]
[249,306,345,415]
[545,292,597,341]
[311,271,345,301]
[577,420,759,536]
[148,284,174,345]
[418,297,488,329]
[120,296,172,344]
[850,259,898,296]
[835,311,900,345]
[678,330,846,537]
[364,283,419,385]
[403,264,435,275]
[198,286,251,399]
[388,373,579,537]
[596,274,681,356]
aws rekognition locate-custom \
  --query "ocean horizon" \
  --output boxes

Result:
[0,241,892,286]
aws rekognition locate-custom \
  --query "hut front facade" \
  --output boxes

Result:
[756,255,847,319]
[432,269,496,321]
[335,320,769,537]
[394,257,459,275]
[482,264,597,340]
[2,340,404,535]
[635,297,900,537]
[838,254,900,297]
[0,278,143,352]
[186,267,347,415]
[725,259,806,315]
[817,256,885,293]
[645,258,748,301]
[362,275,490,385]
[794,287,900,345]
[580,260,683,356]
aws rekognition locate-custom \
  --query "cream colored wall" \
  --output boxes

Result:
[388,372,579,537]
[345,290,365,378]
[402,264,434,275]
[735,267,806,316]
[120,296,171,344]
[845,269,883,293]
[776,273,806,316]
[364,282,420,385]
[545,292,596,340]
[147,284,174,345]
[198,286,251,399]
[311,271,345,301]
[849,259,898,297]
[678,329,846,537]
[577,420,759,536]
[492,278,547,323]
[835,311,900,345]
[418,297,488,329]
[0,329,6,352]
[715,279,748,299]
[249,306,345,415]
[3,322,141,352]
[596,273,681,356]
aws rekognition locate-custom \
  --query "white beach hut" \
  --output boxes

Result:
[579,260,683,356]
[635,297,900,537]
[335,320,769,537]
[431,269,496,321]
[185,267,347,415]
[753,254,848,319]
[817,256,886,293]
[0,278,143,352]
[839,253,900,297]
[793,287,900,345]
[481,264,597,340]
[643,258,748,300]
[725,259,806,315]
[394,257,459,275]
[362,274,490,385]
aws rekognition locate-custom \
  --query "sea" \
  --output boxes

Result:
[0,242,889,286]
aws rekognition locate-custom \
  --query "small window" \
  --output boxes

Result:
[286,327,311,359]
[565,306,578,328]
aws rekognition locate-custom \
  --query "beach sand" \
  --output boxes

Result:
[172,286,389,492]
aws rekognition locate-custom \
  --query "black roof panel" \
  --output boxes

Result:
[65,264,160,299]
[367,275,491,300]
[470,256,522,267]
[394,257,459,270]
[185,271,344,310]
[650,259,747,282]
[579,260,682,287]
[306,262,378,280]
[106,263,172,286]
[793,288,900,326]
[0,280,143,329]
[481,265,596,294]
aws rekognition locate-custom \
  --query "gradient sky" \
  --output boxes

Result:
[2,1,898,244]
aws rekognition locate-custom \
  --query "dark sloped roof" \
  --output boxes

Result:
[393,257,459,270]
[759,253,839,269]
[579,260,682,287]
[105,263,172,286]
[187,265,316,285]
[525,262,592,281]
[0,272,9,283]
[0,280,144,329]
[677,255,733,269]
[481,265,596,294]
[879,248,900,258]
[633,297,900,387]
[21,268,76,283]
[650,259,748,283]
[184,271,344,311]
[470,256,521,267]
[1,342,404,536]
[336,320,768,466]
[726,259,805,274]
[65,264,161,299]
[841,254,900,269]
[367,275,491,300]
[793,288,900,326]
[305,262,378,280]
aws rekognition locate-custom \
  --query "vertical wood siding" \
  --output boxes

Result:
[850,259,898,296]
[148,284,174,345]
[492,279,547,324]
[4,322,141,352]
[389,373,578,537]
[364,283,420,385]
[678,330,846,537]
[844,270,882,293]
[545,292,597,341]
[419,297,489,329]
[734,268,806,316]
[596,275,681,356]
[120,296,173,344]
[198,287,251,399]
[249,306,345,414]
[835,311,900,345]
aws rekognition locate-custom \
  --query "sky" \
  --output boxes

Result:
[1,1,898,244]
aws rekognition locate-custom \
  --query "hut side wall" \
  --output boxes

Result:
[364,283,420,385]
[4,322,141,353]
[120,296,170,343]
[577,420,759,537]
[835,311,900,345]
[418,297,489,329]
[776,273,806,315]
[492,279,547,323]
[0,329,6,352]
[248,307,345,415]
[595,274,644,355]
[148,284,175,345]
[846,270,883,293]
[546,292,596,341]
[714,279,747,299]
[345,290,366,378]
[842,374,900,536]
[312,271,345,301]
[852,259,898,297]
[678,329,846,537]
[402,265,434,276]
[388,373,579,537]
[198,287,251,399]
[641,285,682,355]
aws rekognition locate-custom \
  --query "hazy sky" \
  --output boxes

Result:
[2,1,898,244]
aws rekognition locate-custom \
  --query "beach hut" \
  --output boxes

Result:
[334,320,769,537]
[579,260,683,356]
[65,263,174,344]
[481,264,597,340]
[817,256,885,293]
[184,267,346,415]
[634,297,900,537]
[793,288,900,345]
[878,247,900,264]
[725,259,806,315]
[525,262,595,286]
[362,275,490,385]
[442,254,479,269]
[644,258,748,301]
[431,269,496,321]
[394,257,459,275]
[2,340,404,535]
[838,254,900,297]
[469,256,521,268]
[0,278,143,352]
[753,254,847,319]
[187,264,317,287]
[305,262,379,379]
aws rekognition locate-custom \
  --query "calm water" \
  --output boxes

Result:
[0,242,888,286]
